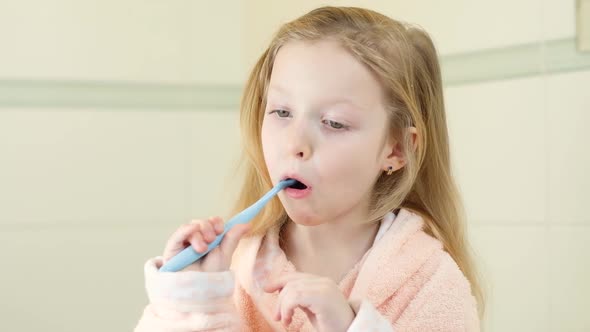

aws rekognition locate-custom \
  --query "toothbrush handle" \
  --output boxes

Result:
[159,208,258,272]
[158,179,296,272]
[159,231,227,272]
[158,209,254,272]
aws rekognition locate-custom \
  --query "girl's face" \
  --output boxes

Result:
[261,39,394,226]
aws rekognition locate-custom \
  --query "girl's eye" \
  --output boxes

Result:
[269,109,291,118]
[269,109,348,130]
[323,119,346,130]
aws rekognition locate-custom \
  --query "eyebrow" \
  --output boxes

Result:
[267,85,366,112]
[267,85,290,96]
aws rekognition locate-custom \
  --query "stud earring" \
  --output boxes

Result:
[386,166,393,175]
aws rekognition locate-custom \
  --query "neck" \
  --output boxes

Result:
[280,203,380,281]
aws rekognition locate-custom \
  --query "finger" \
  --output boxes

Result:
[163,223,199,258]
[200,218,217,243]
[273,279,292,322]
[212,217,224,234]
[280,282,305,326]
[188,227,208,253]
[273,291,282,321]
[274,280,289,321]
[274,278,307,323]
[264,281,283,293]
[300,307,317,327]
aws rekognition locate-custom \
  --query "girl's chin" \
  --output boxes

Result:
[286,210,323,226]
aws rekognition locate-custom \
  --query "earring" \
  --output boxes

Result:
[386,166,393,175]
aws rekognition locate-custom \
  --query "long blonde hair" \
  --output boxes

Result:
[226,6,485,318]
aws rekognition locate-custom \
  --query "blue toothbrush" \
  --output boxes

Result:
[159,178,296,272]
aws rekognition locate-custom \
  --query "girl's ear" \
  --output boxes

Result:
[382,127,418,172]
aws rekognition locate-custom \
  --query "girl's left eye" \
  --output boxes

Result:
[322,120,346,130]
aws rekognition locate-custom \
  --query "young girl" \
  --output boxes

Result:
[135,6,483,331]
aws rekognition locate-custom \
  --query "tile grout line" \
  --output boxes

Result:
[1,38,589,110]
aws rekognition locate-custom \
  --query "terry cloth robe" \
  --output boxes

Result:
[134,208,480,331]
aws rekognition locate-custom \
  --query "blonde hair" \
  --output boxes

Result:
[226,6,485,318]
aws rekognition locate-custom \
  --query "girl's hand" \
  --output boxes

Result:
[263,272,356,331]
[161,216,251,272]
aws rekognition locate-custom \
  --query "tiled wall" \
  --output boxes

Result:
[0,1,246,83]
[0,109,242,330]
[0,1,588,331]
[446,71,590,331]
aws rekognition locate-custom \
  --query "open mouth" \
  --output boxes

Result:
[286,178,308,190]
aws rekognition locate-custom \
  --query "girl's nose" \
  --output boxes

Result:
[286,121,313,160]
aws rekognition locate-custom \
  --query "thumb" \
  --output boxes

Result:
[220,223,251,260]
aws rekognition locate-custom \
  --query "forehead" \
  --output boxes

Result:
[268,40,386,112]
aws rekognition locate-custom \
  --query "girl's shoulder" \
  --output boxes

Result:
[344,209,479,331]
[352,208,472,305]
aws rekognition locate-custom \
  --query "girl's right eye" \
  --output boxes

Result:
[268,109,291,118]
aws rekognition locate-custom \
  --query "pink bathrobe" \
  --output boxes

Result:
[134,208,480,331]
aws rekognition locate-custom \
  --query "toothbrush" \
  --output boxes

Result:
[159,178,296,272]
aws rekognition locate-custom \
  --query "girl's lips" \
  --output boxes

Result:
[284,186,312,199]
